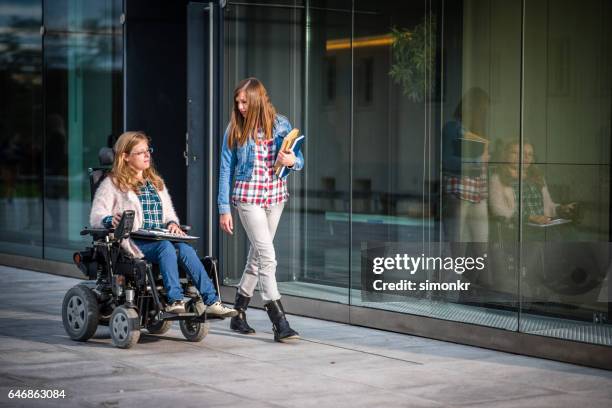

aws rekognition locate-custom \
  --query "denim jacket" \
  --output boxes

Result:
[217,114,304,214]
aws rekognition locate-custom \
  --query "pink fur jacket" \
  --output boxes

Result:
[90,177,180,258]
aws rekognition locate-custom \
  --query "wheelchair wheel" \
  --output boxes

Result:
[62,285,99,341]
[146,320,173,335]
[110,306,140,349]
[179,318,209,342]
[179,300,209,342]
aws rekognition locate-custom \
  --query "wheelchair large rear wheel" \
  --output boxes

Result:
[110,306,141,349]
[62,285,99,341]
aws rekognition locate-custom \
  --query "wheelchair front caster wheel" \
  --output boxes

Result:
[146,320,173,335]
[110,306,140,348]
[179,319,209,342]
[179,301,209,342]
[62,285,99,342]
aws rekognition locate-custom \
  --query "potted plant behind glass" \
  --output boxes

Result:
[389,17,437,103]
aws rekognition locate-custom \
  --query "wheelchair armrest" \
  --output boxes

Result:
[80,227,112,239]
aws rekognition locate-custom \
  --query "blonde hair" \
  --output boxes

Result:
[227,77,276,148]
[111,131,165,193]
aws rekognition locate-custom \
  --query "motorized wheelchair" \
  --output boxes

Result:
[61,147,223,349]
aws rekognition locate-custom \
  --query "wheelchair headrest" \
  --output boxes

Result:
[99,147,114,166]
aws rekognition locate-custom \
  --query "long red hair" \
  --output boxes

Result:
[227,77,276,148]
[111,131,165,193]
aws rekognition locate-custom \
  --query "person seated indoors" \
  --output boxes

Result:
[90,131,238,317]
[489,141,577,225]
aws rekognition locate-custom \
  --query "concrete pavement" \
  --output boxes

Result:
[0,265,611,408]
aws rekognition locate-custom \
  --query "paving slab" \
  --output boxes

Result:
[0,265,610,408]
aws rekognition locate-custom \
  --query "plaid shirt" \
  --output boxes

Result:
[138,181,165,229]
[103,180,165,229]
[444,166,488,203]
[512,180,543,219]
[232,133,288,208]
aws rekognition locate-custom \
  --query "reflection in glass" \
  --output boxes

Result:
[221,1,307,295]
[350,0,437,310]
[43,18,122,262]
[0,0,43,257]
[347,0,524,332]
[442,87,491,244]
[490,142,578,235]
[43,0,122,33]
[219,0,611,346]
[300,1,351,303]
[520,0,611,344]
[221,1,353,304]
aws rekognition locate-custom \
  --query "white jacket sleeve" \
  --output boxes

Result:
[160,185,180,227]
[90,178,116,228]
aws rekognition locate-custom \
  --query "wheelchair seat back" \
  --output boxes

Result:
[89,147,114,201]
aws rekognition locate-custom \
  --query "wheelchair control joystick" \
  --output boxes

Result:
[114,210,135,241]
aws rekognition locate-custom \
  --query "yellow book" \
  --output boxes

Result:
[274,128,301,173]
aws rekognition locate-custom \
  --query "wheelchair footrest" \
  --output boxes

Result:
[159,311,200,320]
[205,315,226,321]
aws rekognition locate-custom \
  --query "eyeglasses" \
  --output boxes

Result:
[131,147,154,157]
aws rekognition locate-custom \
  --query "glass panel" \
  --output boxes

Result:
[353,0,522,331]
[43,10,123,262]
[453,0,522,328]
[221,1,306,292]
[300,0,352,302]
[44,0,122,33]
[221,0,352,304]
[0,0,43,257]
[351,0,433,309]
[520,0,611,345]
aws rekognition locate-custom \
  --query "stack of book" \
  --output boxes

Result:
[274,128,305,178]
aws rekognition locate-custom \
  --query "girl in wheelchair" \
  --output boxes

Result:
[90,131,237,318]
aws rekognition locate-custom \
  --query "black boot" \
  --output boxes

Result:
[230,292,256,334]
[264,299,299,342]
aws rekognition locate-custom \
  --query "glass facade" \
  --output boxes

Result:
[0,0,610,353]
[518,0,611,341]
[0,0,123,262]
[220,0,611,346]
[0,0,43,257]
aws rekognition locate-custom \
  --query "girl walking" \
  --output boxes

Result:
[218,78,304,342]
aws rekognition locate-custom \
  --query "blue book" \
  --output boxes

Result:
[276,132,305,178]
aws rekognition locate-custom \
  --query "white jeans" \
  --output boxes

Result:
[236,202,284,302]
